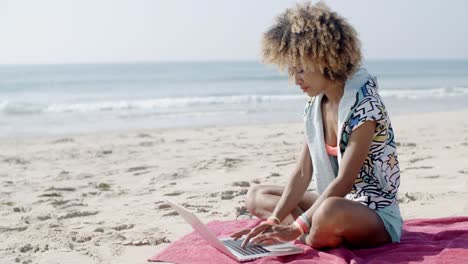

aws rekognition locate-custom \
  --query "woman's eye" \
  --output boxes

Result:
[297,69,304,74]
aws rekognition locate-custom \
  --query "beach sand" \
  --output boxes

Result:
[1,109,468,264]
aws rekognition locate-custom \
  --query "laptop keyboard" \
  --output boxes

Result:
[223,239,270,256]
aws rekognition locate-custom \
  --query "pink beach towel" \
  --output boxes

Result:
[149,216,468,263]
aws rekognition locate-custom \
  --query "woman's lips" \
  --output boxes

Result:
[301,86,309,92]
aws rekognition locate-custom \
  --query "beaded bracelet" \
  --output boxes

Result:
[294,213,311,233]
[293,221,304,235]
[265,216,281,225]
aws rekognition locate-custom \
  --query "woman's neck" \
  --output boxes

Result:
[322,80,345,105]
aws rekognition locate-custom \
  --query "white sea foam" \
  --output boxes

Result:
[0,95,305,115]
[379,86,468,99]
[2,86,468,116]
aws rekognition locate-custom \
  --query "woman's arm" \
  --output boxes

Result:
[302,120,376,221]
[271,140,313,222]
[238,139,313,247]
[248,121,378,246]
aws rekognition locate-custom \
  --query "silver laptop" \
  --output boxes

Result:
[165,199,304,262]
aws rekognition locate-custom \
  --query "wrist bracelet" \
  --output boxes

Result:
[267,216,281,225]
[293,221,305,235]
[294,213,311,233]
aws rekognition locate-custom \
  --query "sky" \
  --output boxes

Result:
[1,0,468,65]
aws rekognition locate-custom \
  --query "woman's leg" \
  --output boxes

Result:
[305,197,391,249]
[244,184,319,224]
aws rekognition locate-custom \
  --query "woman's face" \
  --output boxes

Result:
[290,65,329,97]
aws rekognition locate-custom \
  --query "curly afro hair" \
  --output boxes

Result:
[261,1,362,81]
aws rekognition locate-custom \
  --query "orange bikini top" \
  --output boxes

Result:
[326,144,338,157]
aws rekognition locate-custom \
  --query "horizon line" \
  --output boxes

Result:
[1,57,468,67]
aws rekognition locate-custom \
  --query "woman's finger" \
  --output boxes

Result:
[251,222,270,234]
[241,223,271,248]
[252,233,281,246]
[251,233,270,244]
[241,224,270,248]
[230,228,251,240]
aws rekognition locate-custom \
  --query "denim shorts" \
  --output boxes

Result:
[375,203,403,242]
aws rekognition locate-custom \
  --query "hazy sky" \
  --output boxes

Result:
[1,0,467,64]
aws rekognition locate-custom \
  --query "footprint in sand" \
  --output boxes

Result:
[126,166,153,173]
[37,215,52,221]
[269,132,285,138]
[236,206,253,220]
[39,193,62,198]
[70,232,93,243]
[396,142,417,147]
[422,175,440,179]
[100,150,113,155]
[13,207,27,213]
[237,189,248,196]
[159,172,187,181]
[163,191,183,197]
[77,173,94,179]
[195,159,216,170]
[122,237,170,246]
[94,228,104,233]
[268,172,281,178]
[162,211,179,217]
[57,210,99,220]
[223,158,243,168]
[96,183,111,191]
[276,159,296,167]
[251,179,261,184]
[112,224,135,231]
[0,226,28,232]
[18,244,34,253]
[45,187,76,192]
[60,202,88,209]
[397,192,434,204]
[3,157,29,165]
[221,190,236,200]
[134,171,151,176]
[409,156,434,163]
[50,199,72,206]
[232,181,250,187]
[157,204,171,210]
[137,133,152,138]
[139,141,155,147]
[51,138,75,144]
[406,166,434,171]
[180,203,212,213]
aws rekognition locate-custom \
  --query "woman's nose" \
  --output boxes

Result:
[294,74,303,86]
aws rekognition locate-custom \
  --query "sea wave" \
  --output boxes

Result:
[0,95,304,115]
[379,86,468,99]
[1,86,468,116]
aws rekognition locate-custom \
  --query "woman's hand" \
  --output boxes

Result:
[230,221,276,248]
[230,222,302,248]
[251,224,302,246]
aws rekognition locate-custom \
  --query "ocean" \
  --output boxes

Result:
[1,60,468,136]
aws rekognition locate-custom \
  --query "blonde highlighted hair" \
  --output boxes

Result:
[262,1,362,81]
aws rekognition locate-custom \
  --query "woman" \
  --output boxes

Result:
[231,2,402,249]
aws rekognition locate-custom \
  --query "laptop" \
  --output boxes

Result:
[165,199,304,262]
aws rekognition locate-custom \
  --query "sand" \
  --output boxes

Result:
[1,109,468,264]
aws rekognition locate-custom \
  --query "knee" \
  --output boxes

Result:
[306,197,347,248]
[244,185,263,215]
[305,230,342,249]
[312,197,346,226]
